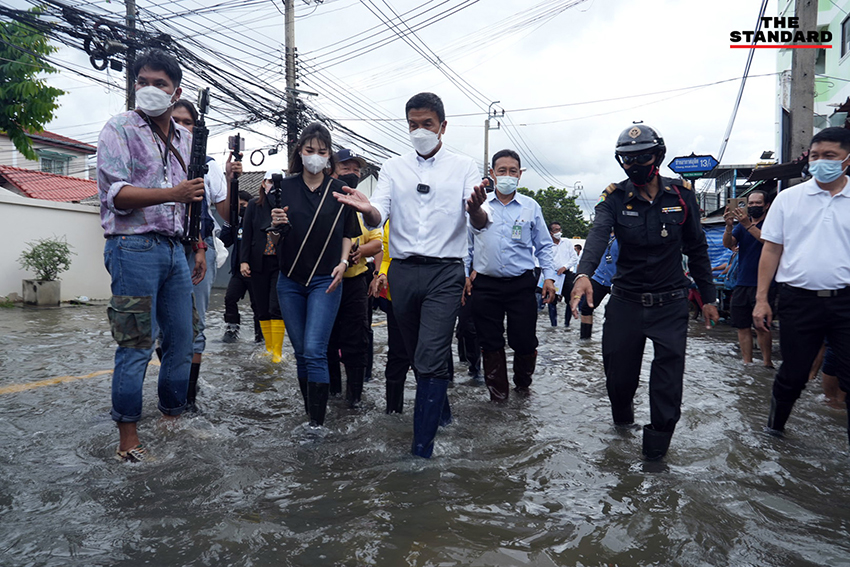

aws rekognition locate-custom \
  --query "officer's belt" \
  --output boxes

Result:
[611,286,688,307]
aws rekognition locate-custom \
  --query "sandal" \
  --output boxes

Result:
[115,444,147,463]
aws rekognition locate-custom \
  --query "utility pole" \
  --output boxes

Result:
[788,0,817,165]
[484,101,502,176]
[125,0,135,110]
[284,0,298,159]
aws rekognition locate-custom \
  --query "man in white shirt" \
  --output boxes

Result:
[335,92,490,458]
[754,127,850,440]
[548,222,579,327]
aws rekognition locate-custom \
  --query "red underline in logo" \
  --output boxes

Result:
[730,44,832,49]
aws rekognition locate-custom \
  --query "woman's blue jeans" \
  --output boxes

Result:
[104,234,194,422]
[277,273,342,384]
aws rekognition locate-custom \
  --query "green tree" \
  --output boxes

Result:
[0,9,65,161]
[517,186,590,238]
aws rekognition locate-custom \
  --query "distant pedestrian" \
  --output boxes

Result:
[722,189,774,368]
[548,222,579,327]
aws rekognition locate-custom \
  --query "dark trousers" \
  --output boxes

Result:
[224,273,259,326]
[579,278,611,316]
[250,255,281,320]
[382,299,412,386]
[471,271,539,354]
[327,271,370,369]
[455,298,480,370]
[773,285,850,404]
[387,261,464,381]
[602,295,689,432]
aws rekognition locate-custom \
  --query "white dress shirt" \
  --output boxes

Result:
[552,239,579,272]
[760,176,850,290]
[367,146,491,259]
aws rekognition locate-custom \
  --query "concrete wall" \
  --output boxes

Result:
[0,191,111,301]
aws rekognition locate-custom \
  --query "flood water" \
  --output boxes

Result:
[1,290,849,567]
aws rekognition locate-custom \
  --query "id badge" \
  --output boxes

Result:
[511,223,522,240]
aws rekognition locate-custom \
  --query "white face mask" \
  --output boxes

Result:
[410,128,440,155]
[495,176,519,195]
[552,231,562,240]
[135,86,175,117]
[302,153,328,174]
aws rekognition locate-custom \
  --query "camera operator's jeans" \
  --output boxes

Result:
[276,274,342,384]
[104,234,193,422]
[185,235,217,354]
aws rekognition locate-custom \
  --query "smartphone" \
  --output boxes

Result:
[726,197,747,216]
[228,135,246,152]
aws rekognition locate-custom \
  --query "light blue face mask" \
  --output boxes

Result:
[495,175,519,195]
[809,157,849,184]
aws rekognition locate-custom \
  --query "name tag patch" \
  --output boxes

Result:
[622,211,639,217]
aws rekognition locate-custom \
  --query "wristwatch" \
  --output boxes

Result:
[192,241,208,252]
[340,259,350,267]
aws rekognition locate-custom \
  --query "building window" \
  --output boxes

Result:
[37,151,71,175]
[843,15,850,58]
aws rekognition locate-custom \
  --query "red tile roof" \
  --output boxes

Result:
[0,165,98,202]
[25,130,97,154]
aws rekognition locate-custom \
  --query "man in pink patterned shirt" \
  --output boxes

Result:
[98,49,205,462]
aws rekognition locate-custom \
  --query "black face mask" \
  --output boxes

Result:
[624,162,659,187]
[338,173,359,190]
[748,206,764,219]
[239,205,247,218]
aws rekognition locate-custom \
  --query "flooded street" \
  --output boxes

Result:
[2,291,850,567]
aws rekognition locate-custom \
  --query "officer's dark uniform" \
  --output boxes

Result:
[577,131,716,460]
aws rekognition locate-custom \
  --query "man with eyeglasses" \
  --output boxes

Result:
[569,123,718,461]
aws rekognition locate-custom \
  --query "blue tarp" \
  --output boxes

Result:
[704,224,732,270]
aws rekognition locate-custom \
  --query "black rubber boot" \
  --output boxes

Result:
[642,425,673,461]
[386,380,405,414]
[411,378,449,458]
[297,375,309,415]
[254,320,263,344]
[328,361,343,397]
[457,337,468,364]
[186,361,200,412]
[482,349,509,402]
[308,381,329,427]
[766,396,795,436]
[345,366,366,409]
[513,350,537,394]
[580,322,592,340]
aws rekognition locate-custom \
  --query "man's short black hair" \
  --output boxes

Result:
[405,92,445,123]
[575,244,582,250]
[548,222,561,231]
[810,127,850,152]
[238,190,252,201]
[747,189,769,204]
[133,49,182,87]
[492,149,521,170]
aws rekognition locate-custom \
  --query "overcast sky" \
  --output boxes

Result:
[33,0,782,215]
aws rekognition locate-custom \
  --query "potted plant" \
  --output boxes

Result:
[18,236,74,306]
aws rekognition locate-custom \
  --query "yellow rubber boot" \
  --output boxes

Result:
[259,320,273,357]
[271,319,286,364]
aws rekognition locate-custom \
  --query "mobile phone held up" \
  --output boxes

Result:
[726,197,747,217]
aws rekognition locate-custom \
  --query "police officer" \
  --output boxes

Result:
[570,123,719,461]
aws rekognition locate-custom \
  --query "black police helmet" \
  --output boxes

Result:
[615,123,666,159]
